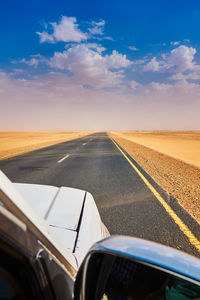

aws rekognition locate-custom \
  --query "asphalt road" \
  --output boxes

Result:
[0,132,200,257]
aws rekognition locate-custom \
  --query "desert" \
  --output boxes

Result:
[0,131,92,160]
[109,131,200,224]
[110,131,200,168]
[1,130,200,224]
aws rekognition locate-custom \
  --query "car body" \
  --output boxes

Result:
[1,169,200,300]
[0,170,108,299]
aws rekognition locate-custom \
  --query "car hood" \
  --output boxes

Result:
[14,183,86,253]
[14,183,108,266]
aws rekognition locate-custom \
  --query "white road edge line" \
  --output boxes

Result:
[57,154,70,163]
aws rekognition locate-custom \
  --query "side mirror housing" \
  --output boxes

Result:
[74,236,200,300]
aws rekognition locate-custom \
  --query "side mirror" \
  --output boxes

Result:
[74,236,200,300]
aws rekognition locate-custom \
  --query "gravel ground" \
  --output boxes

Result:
[110,133,200,224]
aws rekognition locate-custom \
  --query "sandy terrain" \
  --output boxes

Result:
[0,132,92,160]
[109,132,200,224]
[111,131,200,168]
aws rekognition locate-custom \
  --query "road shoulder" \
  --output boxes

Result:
[109,132,200,226]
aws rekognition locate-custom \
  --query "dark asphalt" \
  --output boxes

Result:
[0,132,200,257]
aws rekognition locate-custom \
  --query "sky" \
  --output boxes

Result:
[1,0,200,130]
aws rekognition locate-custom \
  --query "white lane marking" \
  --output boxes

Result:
[82,143,87,145]
[57,154,70,163]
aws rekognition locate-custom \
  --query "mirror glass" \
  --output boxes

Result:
[84,253,200,300]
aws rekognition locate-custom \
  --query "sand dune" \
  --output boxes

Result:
[0,131,92,160]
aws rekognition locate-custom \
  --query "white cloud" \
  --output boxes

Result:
[170,41,180,46]
[20,58,40,67]
[80,43,106,54]
[15,13,131,89]
[37,31,55,43]
[104,50,132,69]
[143,57,161,72]
[19,55,46,67]
[143,45,198,73]
[171,72,200,81]
[48,45,132,88]
[129,45,138,51]
[88,20,105,35]
[10,69,24,75]
[132,58,147,65]
[130,80,140,89]
[167,45,197,72]
[37,16,88,43]
[150,82,171,91]
[170,73,187,81]
[103,36,114,41]
[37,16,113,44]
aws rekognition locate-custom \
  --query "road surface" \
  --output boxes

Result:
[0,132,200,257]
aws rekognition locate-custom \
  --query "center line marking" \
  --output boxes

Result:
[57,154,69,163]
[82,143,87,145]
[111,137,200,253]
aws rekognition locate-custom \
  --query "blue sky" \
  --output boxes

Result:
[1,0,200,130]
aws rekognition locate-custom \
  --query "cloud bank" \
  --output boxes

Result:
[1,16,200,130]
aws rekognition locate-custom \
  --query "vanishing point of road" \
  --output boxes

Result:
[1,132,200,258]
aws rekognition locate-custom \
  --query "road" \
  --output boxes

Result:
[0,132,200,257]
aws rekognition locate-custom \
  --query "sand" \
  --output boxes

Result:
[0,131,92,160]
[111,131,200,169]
[109,132,200,224]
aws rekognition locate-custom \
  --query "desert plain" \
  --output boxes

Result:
[1,130,200,224]
[109,131,200,224]
[110,131,200,168]
[0,131,92,160]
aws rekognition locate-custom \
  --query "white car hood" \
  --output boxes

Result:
[14,183,108,266]
[14,183,85,253]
